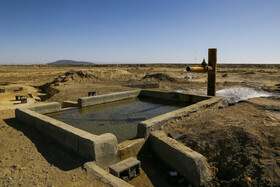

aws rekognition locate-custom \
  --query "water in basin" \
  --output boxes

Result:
[47,97,189,142]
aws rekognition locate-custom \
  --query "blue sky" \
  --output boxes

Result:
[0,0,279,64]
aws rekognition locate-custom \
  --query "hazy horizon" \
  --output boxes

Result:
[1,60,280,66]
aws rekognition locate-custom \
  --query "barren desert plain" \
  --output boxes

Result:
[0,64,280,186]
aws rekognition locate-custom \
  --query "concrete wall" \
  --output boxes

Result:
[78,89,213,109]
[78,89,221,139]
[117,138,146,162]
[149,131,213,187]
[139,90,211,103]
[137,96,222,138]
[62,101,78,108]
[78,90,141,108]
[16,91,220,170]
[15,105,118,168]
[26,102,61,114]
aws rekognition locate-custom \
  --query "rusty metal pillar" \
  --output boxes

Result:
[207,48,217,96]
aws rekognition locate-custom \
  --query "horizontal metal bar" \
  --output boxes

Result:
[186,66,213,72]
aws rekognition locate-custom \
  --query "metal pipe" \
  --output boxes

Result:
[207,48,217,96]
[186,66,213,72]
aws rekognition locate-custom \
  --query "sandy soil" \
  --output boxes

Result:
[0,64,280,186]
[0,109,107,187]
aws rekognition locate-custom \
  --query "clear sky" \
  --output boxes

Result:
[0,0,280,64]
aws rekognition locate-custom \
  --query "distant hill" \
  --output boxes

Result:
[47,60,95,65]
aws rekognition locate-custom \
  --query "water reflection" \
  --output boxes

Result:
[47,97,189,143]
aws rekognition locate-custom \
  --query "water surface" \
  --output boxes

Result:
[47,97,189,142]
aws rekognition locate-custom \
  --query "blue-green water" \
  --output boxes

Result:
[47,97,189,143]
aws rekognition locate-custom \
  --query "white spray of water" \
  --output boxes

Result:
[217,87,275,103]
[176,75,197,79]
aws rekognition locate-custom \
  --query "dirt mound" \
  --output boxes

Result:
[37,69,139,101]
[164,103,280,186]
[63,70,100,82]
[37,70,100,100]
[142,73,176,82]
[63,69,137,82]
[122,80,160,89]
[46,69,135,85]
[37,83,59,101]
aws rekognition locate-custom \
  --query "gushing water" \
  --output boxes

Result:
[176,75,197,79]
[217,87,275,103]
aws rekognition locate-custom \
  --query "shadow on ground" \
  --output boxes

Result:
[4,117,86,171]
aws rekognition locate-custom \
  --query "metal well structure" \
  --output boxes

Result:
[186,48,217,96]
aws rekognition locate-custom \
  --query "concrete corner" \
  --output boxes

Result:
[93,133,118,168]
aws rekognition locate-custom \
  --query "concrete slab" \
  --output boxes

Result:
[109,157,141,180]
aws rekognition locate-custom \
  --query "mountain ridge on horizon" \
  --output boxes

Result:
[47,59,95,65]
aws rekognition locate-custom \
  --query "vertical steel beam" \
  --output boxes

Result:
[207,48,217,96]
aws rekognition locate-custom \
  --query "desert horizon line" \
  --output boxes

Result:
[0,59,280,66]
[1,61,280,65]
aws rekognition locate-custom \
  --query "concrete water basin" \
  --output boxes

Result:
[15,89,222,186]
[46,96,189,143]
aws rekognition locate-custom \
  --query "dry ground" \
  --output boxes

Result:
[0,109,107,187]
[0,64,280,186]
[164,99,280,186]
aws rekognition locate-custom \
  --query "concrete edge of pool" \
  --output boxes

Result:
[15,103,118,168]
[15,89,223,186]
[149,131,213,187]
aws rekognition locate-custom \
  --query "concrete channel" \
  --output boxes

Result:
[15,89,222,186]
